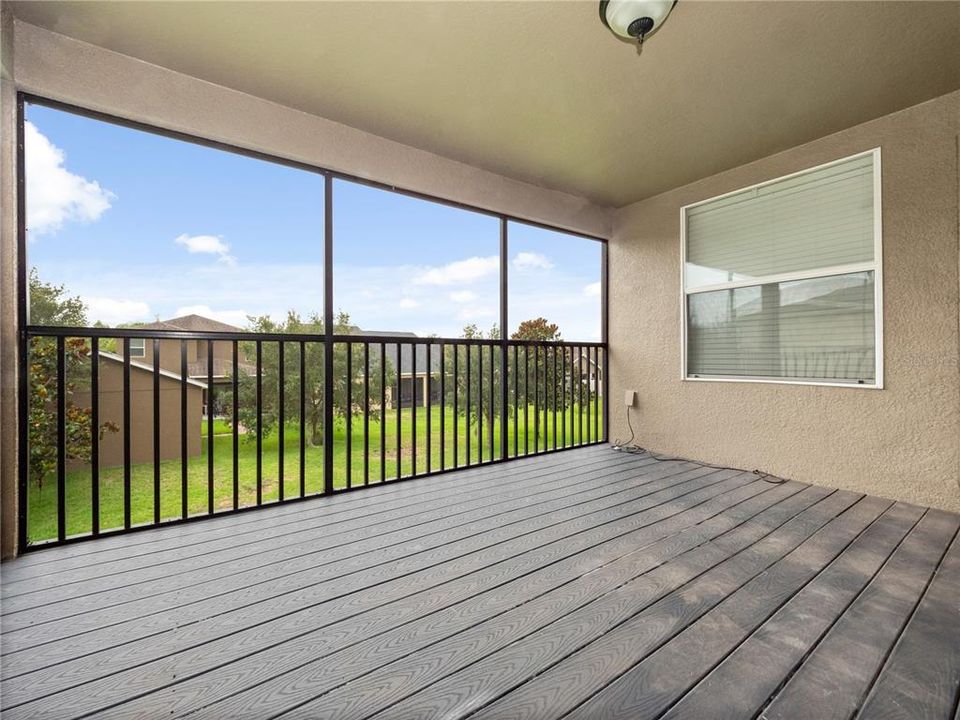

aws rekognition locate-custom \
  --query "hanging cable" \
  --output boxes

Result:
[612,406,787,484]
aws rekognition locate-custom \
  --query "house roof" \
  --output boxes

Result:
[98,351,208,389]
[340,328,438,374]
[140,314,246,334]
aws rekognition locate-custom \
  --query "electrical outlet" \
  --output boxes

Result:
[624,390,636,407]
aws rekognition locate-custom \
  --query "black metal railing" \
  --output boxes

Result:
[19,326,607,548]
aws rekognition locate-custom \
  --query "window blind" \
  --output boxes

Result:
[687,272,875,382]
[683,151,879,384]
[685,154,874,288]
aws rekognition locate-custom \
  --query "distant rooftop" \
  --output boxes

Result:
[140,314,247,334]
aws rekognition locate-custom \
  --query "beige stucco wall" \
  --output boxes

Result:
[73,361,204,469]
[1,7,18,559]
[610,90,960,512]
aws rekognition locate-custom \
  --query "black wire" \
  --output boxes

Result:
[612,406,787,484]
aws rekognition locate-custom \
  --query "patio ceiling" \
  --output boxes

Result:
[9,1,960,207]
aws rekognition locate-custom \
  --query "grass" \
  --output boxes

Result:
[27,403,603,543]
[201,417,233,437]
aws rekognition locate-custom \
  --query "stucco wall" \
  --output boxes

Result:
[1,7,18,559]
[73,360,204,468]
[610,90,960,512]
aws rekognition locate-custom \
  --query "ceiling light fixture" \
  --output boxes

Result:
[599,0,677,51]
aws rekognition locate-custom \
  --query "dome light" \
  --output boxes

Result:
[599,0,677,48]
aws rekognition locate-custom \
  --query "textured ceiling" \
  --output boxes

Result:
[11,1,960,207]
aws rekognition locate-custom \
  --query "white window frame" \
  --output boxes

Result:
[680,148,883,389]
[129,338,146,358]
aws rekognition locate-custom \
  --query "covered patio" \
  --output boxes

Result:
[2,1,960,718]
[2,447,957,719]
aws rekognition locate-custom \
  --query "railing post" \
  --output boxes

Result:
[278,341,285,500]
[122,338,131,529]
[411,340,417,476]
[439,342,445,470]
[364,341,370,486]
[396,343,402,478]
[453,344,459,468]
[181,340,189,518]
[602,241,609,442]
[233,340,239,509]
[425,342,431,474]
[299,340,306,497]
[345,340,352,488]
[380,343,386,483]
[208,339,215,511]
[323,176,335,494]
[477,342,483,463]
[500,218,509,462]
[56,336,66,541]
[152,339,161,524]
[465,344,471,465]
[255,340,263,505]
[91,337,101,535]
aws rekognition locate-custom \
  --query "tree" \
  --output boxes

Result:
[27,272,117,491]
[511,317,570,443]
[512,317,559,342]
[442,319,572,447]
[234,311,392,446]
[443,324,503,437]
[28,268,87,326]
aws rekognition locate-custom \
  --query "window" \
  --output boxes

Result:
[682,150,882,387]
[128,338,145,358]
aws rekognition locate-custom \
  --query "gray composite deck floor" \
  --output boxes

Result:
[1,446,959,720]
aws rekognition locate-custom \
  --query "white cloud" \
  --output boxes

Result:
[82,297,151,326]
[25,121,115,237]
[583,281,602,297]
[173,305,250,328]
[413,256,498,286]
[513,252,554,271]
[174,234,237,266]
[449,290,477,304]
[398,298,420,310]
[457,305,497,322]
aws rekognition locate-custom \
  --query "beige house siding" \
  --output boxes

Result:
[609,90,960,512]
[141,338,234,377]
[72,357,204,469]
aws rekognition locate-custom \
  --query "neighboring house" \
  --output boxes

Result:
[578,349,604,397]
[72,352,206,468]
[135,314,255,414]
[354,330,442,409]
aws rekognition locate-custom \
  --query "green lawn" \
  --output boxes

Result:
[27,403,603,543]
[201,417,233,437]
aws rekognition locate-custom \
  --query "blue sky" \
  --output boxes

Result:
[25,103,601,339]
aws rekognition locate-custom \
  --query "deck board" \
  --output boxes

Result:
[856,526,960,720]
[2,447,958,720]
